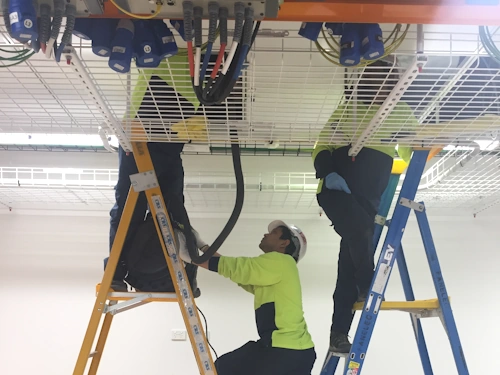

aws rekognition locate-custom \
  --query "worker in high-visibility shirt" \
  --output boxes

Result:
[312,56,414,353]
[177,221,316,375]
[106,55,201,293]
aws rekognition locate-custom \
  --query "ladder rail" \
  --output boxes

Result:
[72,140,217,375]
[397,246,434,375]
[415,209,469,375]
[88,313,114,375]
[344,150,429,374]
[321,173,403,375]
[132,141,217,375]
[378,175,434,374]
[72,187,140,375]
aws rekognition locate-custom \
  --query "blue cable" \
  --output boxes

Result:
[200,42,213,82]
[232,44,249,80]
[55,42,65,62]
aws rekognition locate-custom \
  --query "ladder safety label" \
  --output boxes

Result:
[372,264,391,295]
[347,361,360,375]
[9,12,19,24]
[348,361,360,368]
[383,244,395,262]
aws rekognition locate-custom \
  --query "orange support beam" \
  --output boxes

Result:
[272,0,500,26]
[93,0,500,25]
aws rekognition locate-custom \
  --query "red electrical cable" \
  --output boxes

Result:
[187,41,194,78]
[211,43,227,80]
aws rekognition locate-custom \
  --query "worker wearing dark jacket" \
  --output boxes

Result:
[106,55,201,292]
[312,57,414,353]
[177,221,316,375]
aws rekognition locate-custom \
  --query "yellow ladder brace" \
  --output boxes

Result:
[72,140,217,375]
[353,297,451,314]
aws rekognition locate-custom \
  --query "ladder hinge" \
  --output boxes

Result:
[374,215,386,226]
[399,198,425,212]
[130,171,159,192]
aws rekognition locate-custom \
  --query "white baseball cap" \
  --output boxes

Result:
[268,220,307,262]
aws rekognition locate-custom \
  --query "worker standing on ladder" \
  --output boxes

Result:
[312,56,414,353]
[105,55,200,293]
[178,221,317,375]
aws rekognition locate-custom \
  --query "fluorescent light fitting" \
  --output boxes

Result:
[0,133,119,147]
[474,139,499,151]
[442,144,476,151]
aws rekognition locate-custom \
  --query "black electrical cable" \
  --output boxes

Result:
[197,305,219,360]
[200,25,248,104]
[200,20,261,106]
[201,39,244,104]
[173,139,243,264]
[215,20,261,105]
[195,142,243,262]
[218,20,260,103]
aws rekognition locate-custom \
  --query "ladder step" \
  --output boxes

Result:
[89,351,98,358]
[353,298,450,313]
[95,283,178,302]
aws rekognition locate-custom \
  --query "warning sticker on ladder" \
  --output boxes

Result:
[372,263,391,294]
[347,361,360,375]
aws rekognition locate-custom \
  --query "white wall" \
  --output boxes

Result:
[0,211,498,375]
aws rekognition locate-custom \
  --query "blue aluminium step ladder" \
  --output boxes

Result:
[320,150,469,375]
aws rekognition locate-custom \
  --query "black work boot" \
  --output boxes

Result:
[357,288,369,303]
[357,288,385,303]
[110,279,128,292]
[329,331,352,353]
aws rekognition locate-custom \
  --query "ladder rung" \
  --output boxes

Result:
[353,298,450,313]
[95,284,178,302]
[89,351,98,358]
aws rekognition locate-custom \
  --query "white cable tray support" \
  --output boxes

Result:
[416,149,500,207]
[413,146,479,190]
[1,23,500,150]
[1,148,498,212]
[1,22,500,212]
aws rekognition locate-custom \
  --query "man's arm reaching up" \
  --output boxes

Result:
[177,229,281,288]
[197,249,255,294]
